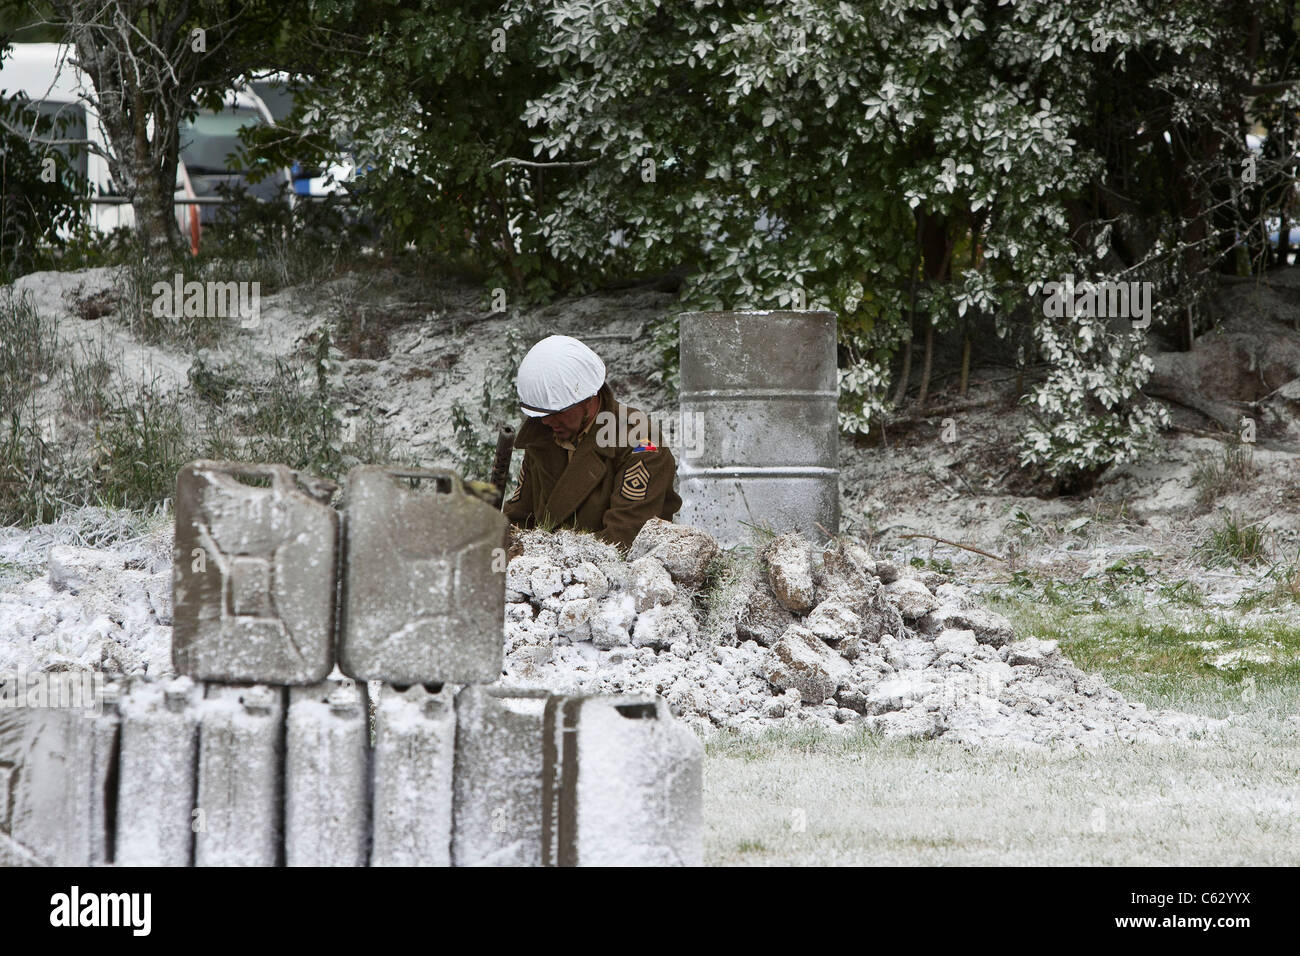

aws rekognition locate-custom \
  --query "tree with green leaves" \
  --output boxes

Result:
[278,0,577,296]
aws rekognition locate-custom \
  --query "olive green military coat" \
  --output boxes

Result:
[503,383,682,550]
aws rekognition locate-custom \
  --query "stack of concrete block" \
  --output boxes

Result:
[2,459,703,867]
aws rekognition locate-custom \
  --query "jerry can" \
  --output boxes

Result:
[338,467,507,684]
[541,694,703,867]
[172,461,338,684]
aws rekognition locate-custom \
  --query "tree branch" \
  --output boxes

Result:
[489,156,598,170]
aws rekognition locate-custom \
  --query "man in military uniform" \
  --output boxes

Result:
[503,335,681,551]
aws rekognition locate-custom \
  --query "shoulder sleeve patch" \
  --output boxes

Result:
[620,458,650,501]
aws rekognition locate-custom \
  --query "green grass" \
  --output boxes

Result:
[198,358,407,482]
[94,373,195,510]
[985,583,1300,687]
[1197,512,1270,567]
[1234,560,1300,611]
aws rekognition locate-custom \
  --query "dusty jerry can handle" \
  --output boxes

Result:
[211,461,297,490]
[380,466,465,496]
[194,460,337,503]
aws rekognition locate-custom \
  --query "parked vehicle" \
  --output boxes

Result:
[1,42,301,252]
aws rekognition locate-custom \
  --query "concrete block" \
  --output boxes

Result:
[338,467,507,684]
[542,694,703,867]
[172,461,338,685]
[451,685,549,867]
[194,683,285,867]
[370,683,456,867]
[0,672,110,866]
[285,680,371,867]
[114,677,200,866]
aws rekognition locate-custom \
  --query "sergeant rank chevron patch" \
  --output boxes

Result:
[620,459,650,501]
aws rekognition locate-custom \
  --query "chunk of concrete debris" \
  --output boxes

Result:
[541,694,703,866]
[505,555,546,597]
[285,680,370,867]
[816,539,878,615]
[628,519,719,585]
[933,628,980,656]
[452,685,549,867]
[564,562,609,601]
[804,600,861,646]
[764,532,817,614]
[557,598,598,638]
[882,578,941,620]
[371,683,456,867]
[631,600,699,650]
[629,555,676,612]
[736,575,799,647]
[48,545,125,593]
[115,677,200,866]
[764,624,852,702]
[835,686,870,714]
[865,708,945,739]
[338,465,507,685]
[865,675,935,715]
[914,569,949,590]
[1007,637,1060,666]
[922,605,1016,647]
[934,583,973,609]
[194,684,285,867]
[590,593,635,649]
[530,564,564,599]
[860,591,906,642]
[874,559,902,584]
[172,461,338,684]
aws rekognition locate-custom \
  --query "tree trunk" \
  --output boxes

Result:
[63,3,190,258]
[959,332,971,398]
[892,317,913,408]
[916,320,935,408]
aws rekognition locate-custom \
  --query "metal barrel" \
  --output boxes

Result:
[676,310,839,547]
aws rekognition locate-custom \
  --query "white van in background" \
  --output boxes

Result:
[1,42,295,252]
[0,42,133,235]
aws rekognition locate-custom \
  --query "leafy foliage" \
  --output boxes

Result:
[0,92,86,280]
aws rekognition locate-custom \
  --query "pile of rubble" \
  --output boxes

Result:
[502,520,1214,747]
[0,525,174,677]
[0,509,1215,748]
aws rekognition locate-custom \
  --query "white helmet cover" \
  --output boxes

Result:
[515,335,606,417]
